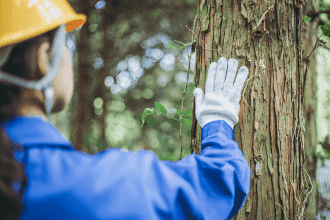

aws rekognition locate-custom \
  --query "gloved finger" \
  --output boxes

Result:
[222,59,238,97]
[205,62,217,95]
[231,66,249,104]
[214,57,227,95]
[193,87,204,113]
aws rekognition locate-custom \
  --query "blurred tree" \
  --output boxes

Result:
[66,0,197,156]
[306,0,330,218]
[71,0,92,153]
[302,0,319,218]
[71,0,160,153]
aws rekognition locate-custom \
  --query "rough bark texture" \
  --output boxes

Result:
[302,0,319,218]
[191,0,309,219]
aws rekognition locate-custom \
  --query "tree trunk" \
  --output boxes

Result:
[192,0,309,219]
[72,0,93,153]
[302,0,319,219]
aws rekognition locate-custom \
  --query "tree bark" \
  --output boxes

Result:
[192,0,309,219]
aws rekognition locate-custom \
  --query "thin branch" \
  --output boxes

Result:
[303,33,324,61]
[179,55,191,160]
[305,9,330,19]
[319,43,330,51]
[179,15,198,160]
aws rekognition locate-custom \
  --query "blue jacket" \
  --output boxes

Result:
[2,116,250,220]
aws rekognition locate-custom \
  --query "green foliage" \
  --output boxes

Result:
[305,14,330,41]
[304,16,312,22]
[320,24,330,39]
[141,101,194,129]
[319,0,328,11]
[143,39,197,160]
[158,148,191,161]
[155,102,167,114]
[141,108,157,127]
[90,31,105,51]
[190,82,195,90]
[107,20,130,40]
[183,0,197,5]
[166,40,196,51]
[314,143,330,166]
[83,134,108,154]
[150,10,161,19]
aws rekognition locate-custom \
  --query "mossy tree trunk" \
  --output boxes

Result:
[191,0,310,219]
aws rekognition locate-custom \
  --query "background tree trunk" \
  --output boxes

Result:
[72,0,92,153]
[192,0,309,219]
[302,0,319,218]
[70,0,160,153]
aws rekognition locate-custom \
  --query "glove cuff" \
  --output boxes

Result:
[201,114,235,129]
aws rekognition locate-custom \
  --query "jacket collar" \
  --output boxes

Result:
[0,115,74,149]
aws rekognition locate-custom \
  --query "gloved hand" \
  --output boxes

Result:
[193,57,249,129]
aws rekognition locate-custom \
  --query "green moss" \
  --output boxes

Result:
[200,2,210,31]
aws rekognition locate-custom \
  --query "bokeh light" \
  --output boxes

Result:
[95,0,106,10]
[104,76,114,87]
[127,57,141,72]
[117,61,128,71]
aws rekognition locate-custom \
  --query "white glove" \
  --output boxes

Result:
[193,57,249,129]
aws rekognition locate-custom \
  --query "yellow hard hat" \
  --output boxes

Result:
[0,0,87,48]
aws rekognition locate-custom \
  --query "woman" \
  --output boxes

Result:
[0,0,250,219]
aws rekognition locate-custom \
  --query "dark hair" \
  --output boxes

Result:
[0,27,58,220]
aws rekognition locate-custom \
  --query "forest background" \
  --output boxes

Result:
[48,0,330,218]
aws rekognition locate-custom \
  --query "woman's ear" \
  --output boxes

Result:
[37,41,51,77]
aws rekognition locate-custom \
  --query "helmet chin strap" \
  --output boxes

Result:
[0,24,67,119]
[41,24,67,119]
[42,82,54,119]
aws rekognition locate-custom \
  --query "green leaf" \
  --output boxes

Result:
[168,42,179,48]
[176,109,181,115]
[173,40,186,45]
[141,108,156,127]
[304,16,312,22]
[155,102,167,115]
[174,40,196,46]
[182,118,192,129]
[166,44,176,50]
[183,110,192,117]
[324,148,330,159]
[190,83,195,90]
[167,41,188,51]
[321,24,330,38]
[145,116,158,128]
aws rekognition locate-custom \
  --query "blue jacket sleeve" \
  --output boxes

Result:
[19,120,250,220]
